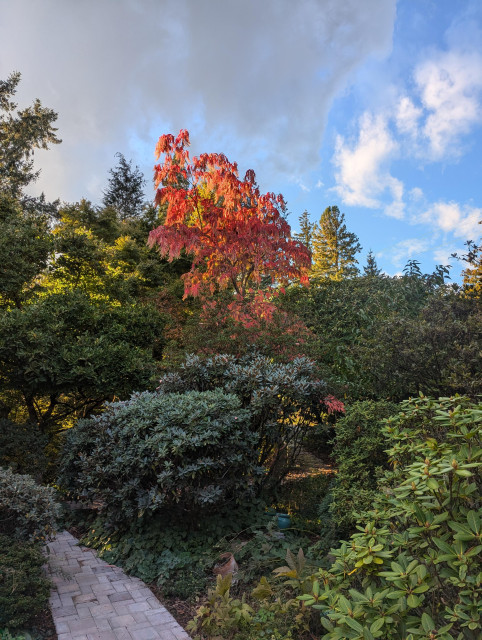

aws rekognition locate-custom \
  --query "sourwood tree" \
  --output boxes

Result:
[148,130,310,326]
[311,205,361,280]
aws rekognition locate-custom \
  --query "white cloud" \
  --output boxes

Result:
[0,0,397,203]
[395,96,422,138]
[421,201,481,239]
[409,187,424,201]
[391,238,430,266]
[433,246,457,265]
[333,112,404,216]
[414,50,482,160]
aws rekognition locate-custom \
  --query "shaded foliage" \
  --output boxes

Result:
[60,389,260,526]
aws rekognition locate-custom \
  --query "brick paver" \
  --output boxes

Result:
[46,531,191,640]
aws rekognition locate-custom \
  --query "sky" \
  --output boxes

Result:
[1,0,481,278]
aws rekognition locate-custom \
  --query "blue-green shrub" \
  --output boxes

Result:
[60,389,261,526]
[157,353,338,488]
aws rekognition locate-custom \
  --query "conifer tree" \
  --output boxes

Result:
[294,210,314,252]
[311,205,361,280]
[103,153,146,220]
[0,72,60,198]
[364,250,382,277]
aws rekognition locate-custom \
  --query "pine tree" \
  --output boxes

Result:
[102,153,146,220]
[364,250,382,277]
[294,210,314,252]
[311,205,361,280]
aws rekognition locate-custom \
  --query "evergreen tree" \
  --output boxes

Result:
[364,250,382,277]
[311,205,361,280]
[294,210,314,252]
[0,72,61,198]
[102,153,146,220]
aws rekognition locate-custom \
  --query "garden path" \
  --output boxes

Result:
[45,531,191,640]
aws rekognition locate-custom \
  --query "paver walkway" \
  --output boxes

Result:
[45,531,191,640]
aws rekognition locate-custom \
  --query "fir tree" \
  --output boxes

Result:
[311,205,361,280]
[364,250,382,277]
[294,210,314,252]
[0,72,61,198]
[103,153,146,220]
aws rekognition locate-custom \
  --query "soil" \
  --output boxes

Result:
[149,583,199,630]
[28,605,57,640]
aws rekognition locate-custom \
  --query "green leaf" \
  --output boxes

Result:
[421,612,435,632]
[406,594,420,608]
[344,617,364,633]
[467,510,480,534]
[370,618,384,633]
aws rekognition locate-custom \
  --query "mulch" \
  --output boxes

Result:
[27,605,57,640]
[148,583,199,630]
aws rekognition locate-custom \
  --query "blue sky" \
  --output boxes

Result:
[1,0,481,278]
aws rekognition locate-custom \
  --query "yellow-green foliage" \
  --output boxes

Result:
[300,395,481,639]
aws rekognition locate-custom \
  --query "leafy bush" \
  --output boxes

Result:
[60,389,261,527]
[0,631,28,640]
[0,535,51,629]
[329,400,398,531]
[0,467,59,542]
[0,419,47,481]
[157,353,341,489]
[301,395,482,639]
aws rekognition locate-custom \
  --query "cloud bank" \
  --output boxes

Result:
[0,0,396,202]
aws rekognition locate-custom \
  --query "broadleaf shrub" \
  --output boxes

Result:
[0,535,50,629]
[0,467,59,542]
[157,353,341,488]
[329,400,398,531]
[60,389,262,526]
[302,395,482,639]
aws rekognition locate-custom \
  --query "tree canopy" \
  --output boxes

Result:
[148,130,310,325]
[0,72,60,198]
[311,205,361,280]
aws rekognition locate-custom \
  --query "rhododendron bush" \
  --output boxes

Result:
[148,130,310,325]
[157,353,344,490]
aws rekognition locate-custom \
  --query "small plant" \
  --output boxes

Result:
[0,631,29,640]
[0,467,59,542]
[187,574,254,639]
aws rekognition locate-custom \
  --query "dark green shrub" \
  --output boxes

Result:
[60,389,261,527]
[0,630,28,640]
[0,419,47,480]
[329,399,398,531]
[0,467,59,542]
[0,535,50,629]
[301,395,482,639]
[157,353,341,488]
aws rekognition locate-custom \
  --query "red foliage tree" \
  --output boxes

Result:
[148,130,310,324]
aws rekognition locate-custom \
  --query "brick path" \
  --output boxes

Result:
[46,531,191,640]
